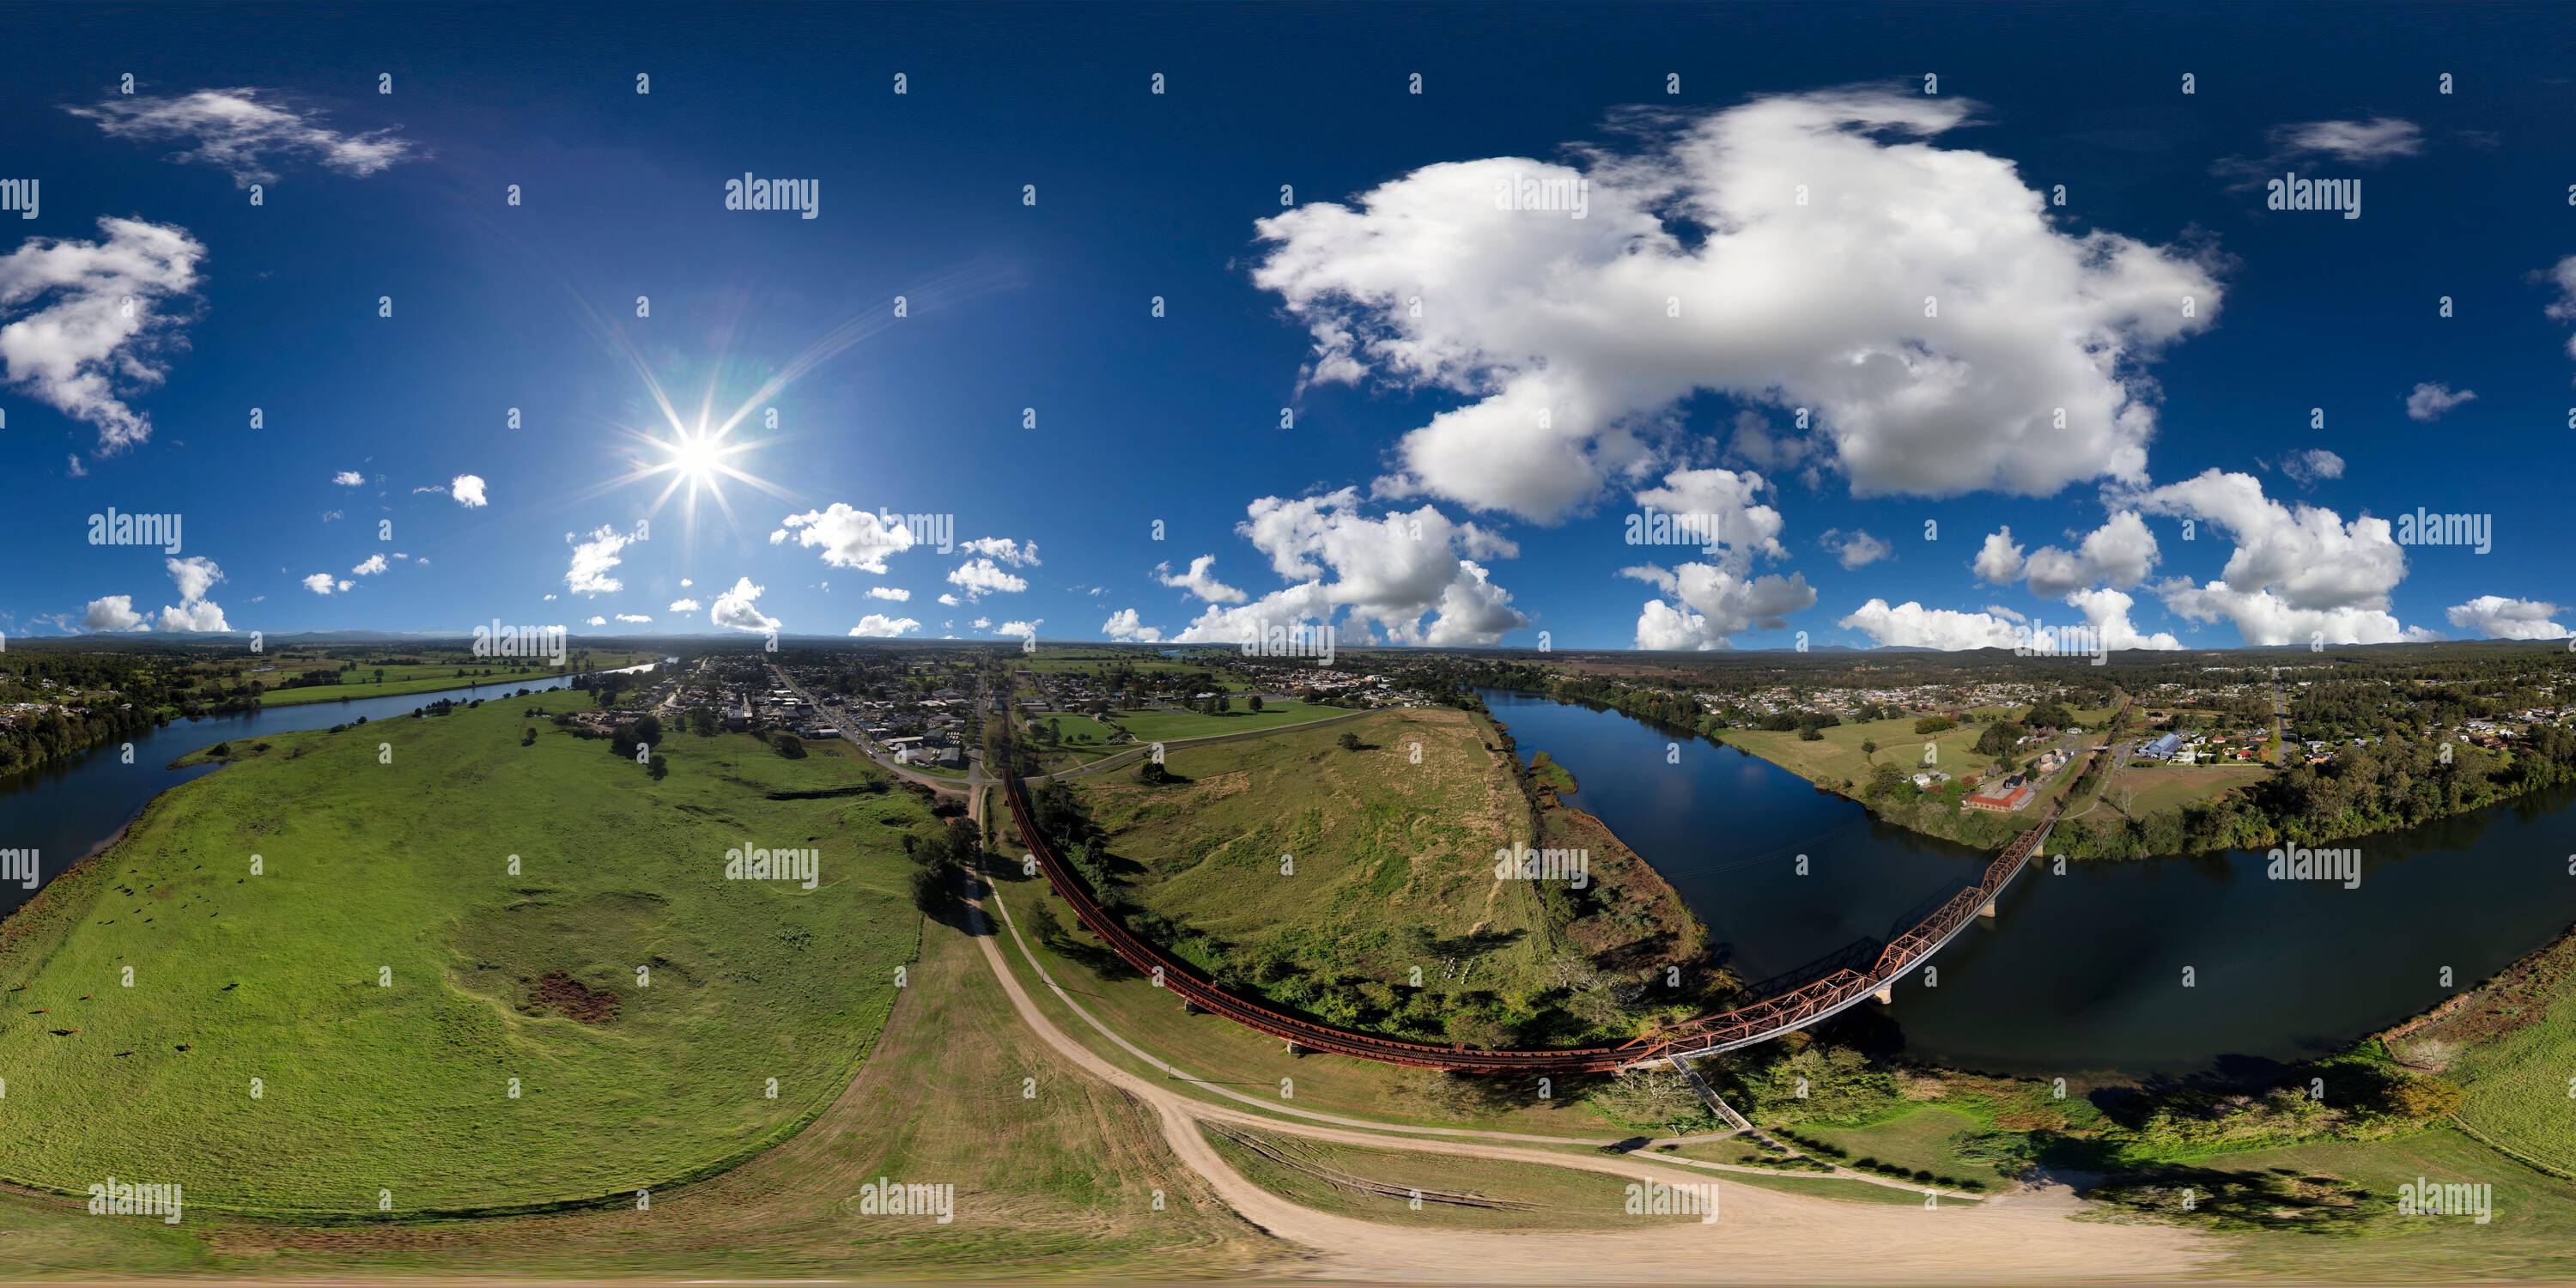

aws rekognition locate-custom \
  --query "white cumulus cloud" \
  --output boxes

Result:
[2447,595,2568,641]
[1838,599,2023,651]
[82,595,146,632]
[774,503,915,572]
[850,614,920,638]
[0,217,205,452]
[2127,469,2430,645]
[1155,554,1247,604]
[450,473,488,507]
[332,471,365,487]
[565,525,631,597]
[1972,512,2160,598]
[946,557,1030,599]
[1102,608,1164,642]
[866,586,911,602]
[2404,382,2476,422]
[709,576,779,634]
[1252,90,2221,519]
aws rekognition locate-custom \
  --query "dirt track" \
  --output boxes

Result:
[969,883,2221,1284]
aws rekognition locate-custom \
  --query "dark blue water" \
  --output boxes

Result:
[0,668,650,922]
[1483,690,2576,1079]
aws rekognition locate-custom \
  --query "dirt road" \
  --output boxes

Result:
[967,883,2219,1284]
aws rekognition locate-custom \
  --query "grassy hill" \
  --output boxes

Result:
[0,693,929,1218]
[1069,708,1566,1040]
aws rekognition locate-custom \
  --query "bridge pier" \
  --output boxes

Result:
[1978,898,1997,919]
[1180,999,1200,1016]
[1874,985,1894,1005]
[1285,1039,1303,1057]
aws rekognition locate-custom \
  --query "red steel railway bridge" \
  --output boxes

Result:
[999,755,2072,1074]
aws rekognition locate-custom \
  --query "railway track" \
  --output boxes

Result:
[999,743,2082,1074]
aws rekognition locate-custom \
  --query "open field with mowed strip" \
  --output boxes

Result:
[0,694,926,1218]
[1109,700,1344,744]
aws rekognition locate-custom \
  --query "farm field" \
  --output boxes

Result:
[0,693,928,1218]
[1110,700,1345,744]
[246,652,658,707]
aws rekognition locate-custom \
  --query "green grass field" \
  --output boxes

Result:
[1025,711,1131,767]
[1071,708,1564,1036]
[2094,763,2273,820]
[250,652,656,708]
[0,900,1267,1280]
[0,694,928,1218]
[1202,1124,1704,1230]
[1722,708,2029,789]
[1109,700,1345,744]
[1800,1104,2020,1191]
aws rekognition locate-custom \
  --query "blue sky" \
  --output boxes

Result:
[6,1,2574,652]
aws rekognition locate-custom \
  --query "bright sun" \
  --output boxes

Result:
[668,428,725,481]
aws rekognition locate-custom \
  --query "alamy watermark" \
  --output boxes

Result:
[471,620,568,668]
[725,841,819,890]
[856,1176,953,1224]
[88,507,182,554]
[724,172,818,219]
[1625,1179,1718,1223]
[88,1178,182,1224]
[2394,507,2491,554]
[1624,507,1726,556]
[1494,843,1589,889]
[2267,844,2360,890]
[2266,172,2360,220]
[1241,620,1334,665]
[2014,620,2107,666]
[0,178,35,220]
[2398,1176,2492,1224]
[1495,170,1588,219]
[2,848,35,890]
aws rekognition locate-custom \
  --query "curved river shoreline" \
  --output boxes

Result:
[1482,689,2576,1082]
[0,667,650,925]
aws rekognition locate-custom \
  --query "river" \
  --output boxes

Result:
[1482,689,2576,1082]
[0,665,653,923]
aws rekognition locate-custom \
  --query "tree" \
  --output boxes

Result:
[1022,898,1066,949]
[1248,695,1264,712]
[1861,739,1878,760]
[521,727,537,746]
[909,859,957,913]
[1338,731,1363,752]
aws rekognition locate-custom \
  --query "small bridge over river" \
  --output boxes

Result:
[1001,755,2070,1075]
